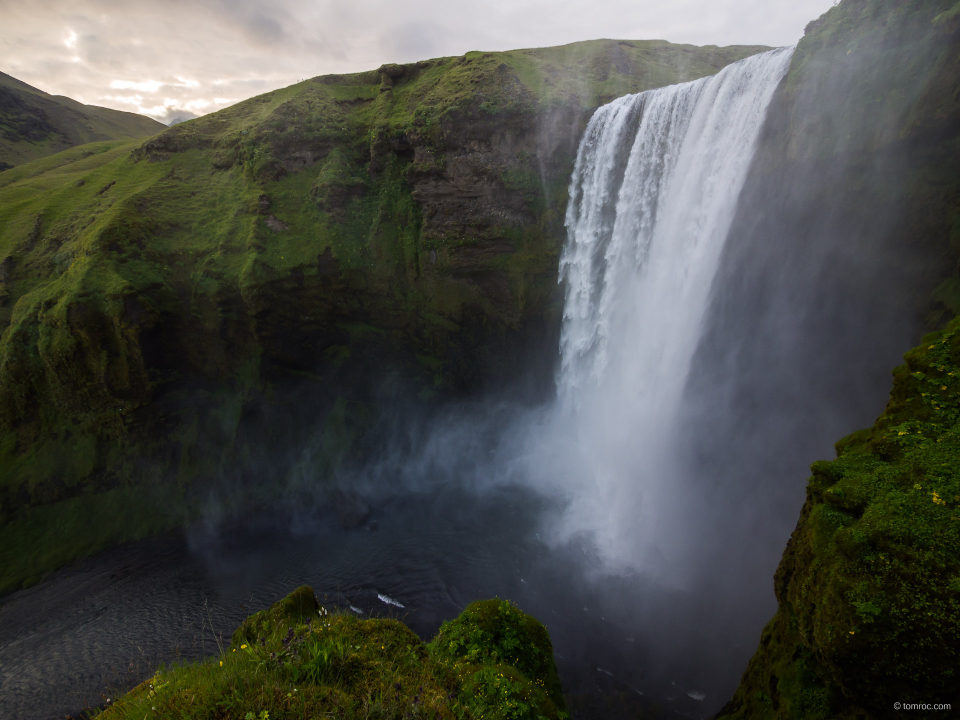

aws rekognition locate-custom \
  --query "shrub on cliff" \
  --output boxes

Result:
[92,587,567,720]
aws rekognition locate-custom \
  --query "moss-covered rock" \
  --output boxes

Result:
[94,587,567,720]
[232,585,321,647]
[429,598,566,716]
[718,325,960,719]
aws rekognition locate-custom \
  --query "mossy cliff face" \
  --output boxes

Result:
[0,41,766,593]
[714,5,960,717]
[97,586,566,720]
[718,320,960,720]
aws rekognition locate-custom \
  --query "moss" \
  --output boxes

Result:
[311,148,367,214]
[720,322,960,719]
[429,598,565,713]
[95,588,566,720]
[0,483,186,594]
[232,586,321,647]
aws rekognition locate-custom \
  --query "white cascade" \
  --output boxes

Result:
[545,47,795,578]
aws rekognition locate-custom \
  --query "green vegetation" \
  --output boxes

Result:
[94,587,566,720]
[0,39,766,594]
[719,320,960,720]
[0,71,165,170]
[716,1,960,717]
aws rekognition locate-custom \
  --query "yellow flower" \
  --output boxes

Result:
[220,661,223,666]
[241,644,247,649]
[849,631,855,635]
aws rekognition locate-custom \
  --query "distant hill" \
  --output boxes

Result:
[0,71,166,170]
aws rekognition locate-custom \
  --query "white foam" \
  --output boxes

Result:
[545,46,796,580]
[377,593,405,608]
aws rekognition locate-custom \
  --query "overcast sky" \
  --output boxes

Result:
[2,0,837,125]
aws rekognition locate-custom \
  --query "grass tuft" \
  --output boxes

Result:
[92,587,568,720]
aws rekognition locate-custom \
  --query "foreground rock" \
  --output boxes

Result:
[718,330,960,717]
[96,586,567,720]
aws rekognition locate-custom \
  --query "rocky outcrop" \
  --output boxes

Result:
[101,587,565,720]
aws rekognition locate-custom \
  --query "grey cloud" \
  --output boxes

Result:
[1,0,838,122]
[242,14,288,45]
[379,20,450,63]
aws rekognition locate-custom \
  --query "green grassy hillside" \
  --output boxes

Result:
[93,586,566,720]
[0,39,767,594]
[0,71,167,170]
[718,323,960,720]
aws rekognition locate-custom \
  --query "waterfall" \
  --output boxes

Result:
[544,47,795,578]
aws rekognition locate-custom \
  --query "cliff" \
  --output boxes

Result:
[0,40,767,594]
[716,0,960,717]
[717,322,960,719]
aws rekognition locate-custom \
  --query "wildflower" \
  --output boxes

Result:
[241,644,248,649]
[220,661,223,666]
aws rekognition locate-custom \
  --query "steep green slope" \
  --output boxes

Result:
[718,323,960,720]
[0,71,166,170]
[0,40,767,594]
[96,587,566,720]
[717,3,960,716]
